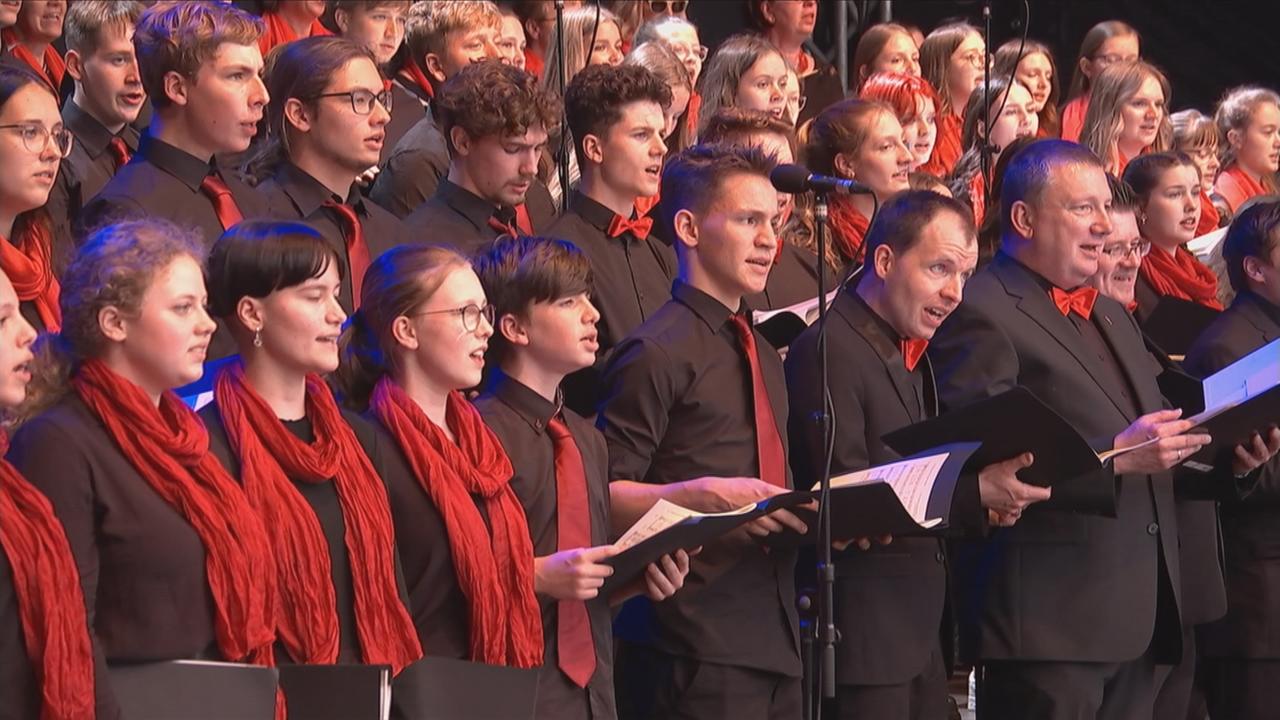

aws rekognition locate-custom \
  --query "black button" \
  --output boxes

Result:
[935,552,945,563]
[1146,522,1159,536]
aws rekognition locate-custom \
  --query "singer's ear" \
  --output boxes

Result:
[872,244,895,280]
[833,152,856,180]
[582,133,605,166]
[673,208,698,249]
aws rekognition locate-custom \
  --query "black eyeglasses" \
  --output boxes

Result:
[412,303,495,332]
[308,88,393,116]
[649,0,688,13]
[1101,240,1152,259]
[0,123,72,157]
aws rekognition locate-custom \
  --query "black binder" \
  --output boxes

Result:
[391,656,540,720]
[277,664,391,720]
[1140,296,1221,357]
[109,660,279,720]
[601,491,814,593]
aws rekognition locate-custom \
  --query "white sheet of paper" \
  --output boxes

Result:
[828,452,949,527]
[1193,338,1280,424]
[614,498,759,550]
[752,287,841,326]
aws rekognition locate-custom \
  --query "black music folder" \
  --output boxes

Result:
[391,656,540,720]
[602,491,814,593]
[880,386,1146,494]
[752,288,840,349]
[109,660,279,720]
[1140,296,1222,357]
[1165,338,1280,470]
[277,664,392,720]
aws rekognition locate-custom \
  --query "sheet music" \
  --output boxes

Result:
[614,498,758,550]
[829,452,949,526]
[752,287,841,326]
[1194,338,1280,423]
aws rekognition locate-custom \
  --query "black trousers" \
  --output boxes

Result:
[1151,624,1208,720]
[614,641,802,720]
[834,644,950,720]
[1202,657,1280,720]
[976,650,1171,720]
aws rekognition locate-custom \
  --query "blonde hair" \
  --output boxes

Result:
[404,0,501,71]
[1171,108,1219,153]
[919,22,979,117]
[1079,61,1171,172]
[541,5,621,95]
[1215,85,1280,193]
[695,33,785,138]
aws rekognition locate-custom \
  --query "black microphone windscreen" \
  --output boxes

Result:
[770,163,812,194]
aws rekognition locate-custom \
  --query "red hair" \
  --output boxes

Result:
[858,72,940,125]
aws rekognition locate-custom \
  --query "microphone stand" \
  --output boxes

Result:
[812,191,837,714]
[554,0,569,203]
[980,0,994,202]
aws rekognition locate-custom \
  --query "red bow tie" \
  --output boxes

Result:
[607,213,653,240]
[1050,286,1099,320]
[900,338,928,372]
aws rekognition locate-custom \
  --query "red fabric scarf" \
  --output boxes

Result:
[0,434,94,720]
[369,379,542,667]
[397,57,435,102]
[0,217,61,331]
[2,29,64,93]
[1139,245,1224,310]
[967,172,987,227]
[920,111,962,177]
[258,12,331,56]
[1060,95,1089,142]
[1197,190,1221,236]
[827,195,871,266]
[72,359,277,666]
[214,365,422,674]
[1216,164,1267,215]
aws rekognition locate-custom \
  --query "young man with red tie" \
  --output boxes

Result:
[401,60,559,255]
[77,1,268,249]
[548,63,677,416]
[473,234,690,720]
[47,1,144,273]
[252,37,409,315]
[927,139,1276,719]
[786,190,1049,719]
[597,143,810,720]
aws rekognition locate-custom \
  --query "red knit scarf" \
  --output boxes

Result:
[827,194,871,266]
[1060,95,1089,142]
[1216,164,1267,214]
[2,29,64,93]
[0,216,61,331]
[397,57,435,102]
[72,359,277,665]
[921,111,963,177]
[0,433,94,720]
[369,378,543,667]
[1196,190,1220,236]
[214,365,422,674]
[1139,245,1224,310]
[258,12,331,56]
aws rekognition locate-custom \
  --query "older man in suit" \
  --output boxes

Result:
[1184,199,1280,720]
[927,140,1274,719]
[786,190,1050,719]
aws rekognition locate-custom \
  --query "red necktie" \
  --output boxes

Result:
[546,415,596,688]
[322,200,372,309]
[487,215,518,237]
[728,315,787,488]
[108,137,131,171]
[607,213,654,240]
[515,204,533,235]
[1050,286,1099,320]
[199,174,243,230]
[900,338,928,372]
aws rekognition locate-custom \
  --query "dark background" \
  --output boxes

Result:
[687,0,1280,116]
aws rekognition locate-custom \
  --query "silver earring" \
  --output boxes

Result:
[253,329,263,348]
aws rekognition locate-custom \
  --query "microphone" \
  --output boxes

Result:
[770,163,875,195]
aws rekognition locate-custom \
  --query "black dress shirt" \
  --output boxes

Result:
[369,107,449,218]
[402,179,522,255]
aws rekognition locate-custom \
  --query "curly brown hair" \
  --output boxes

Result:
[436,60,562,157]
[564,63,672,165]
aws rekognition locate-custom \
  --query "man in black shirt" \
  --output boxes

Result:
[598,144,809,720]
[551,63,677,415]
[48,1,144,273]
[77,1,268,248]
[402,60,559,255]
[473,234,690,720]
[252,36,408,313]
[370,0,503,216]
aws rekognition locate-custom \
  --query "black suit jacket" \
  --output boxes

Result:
[1185,292,1280,658]
[786,289,977,684]
[928,252,1184,663]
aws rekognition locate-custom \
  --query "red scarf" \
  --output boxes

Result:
[827,194,871,265]
[0,217,61,332]
[685,91,702,139]
[524,47,544,79]
[214,365,422,674]
[967,172,987,227]
[1060,95,1089,142]
[1139,245,1224,310]
[0,433,94,720]
[1197,189,1220,236]
[258,12,331,56]
[1215,164,1267,215]
[369,379,542,667]
[72,359,277,665]
[2,29,64,93]
[397,57,435,102]
[920,111,962,177]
